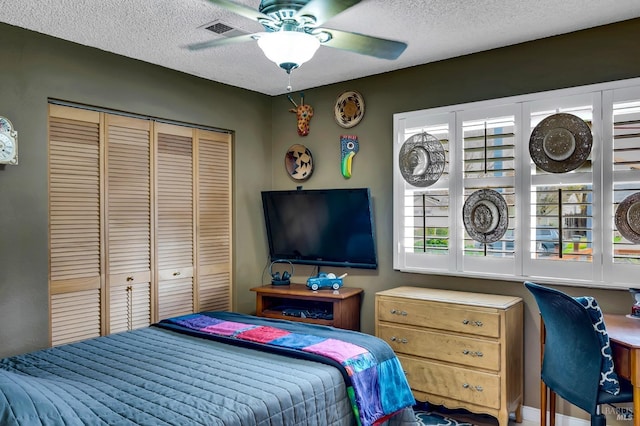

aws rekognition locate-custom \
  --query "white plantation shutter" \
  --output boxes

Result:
[606,85,640,285]
[458,106,519,276]
[523,95,597,281]
[462,113,517,256]
[394,112,454,273]
[393,78,640,288]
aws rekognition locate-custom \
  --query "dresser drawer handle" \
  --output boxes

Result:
[390,336,408,344]
[462,319,483,327]
[390,309,408,316]
[463,349,484,357]
[462,383,484,392]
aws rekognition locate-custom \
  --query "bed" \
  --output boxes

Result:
[0,312,417,426]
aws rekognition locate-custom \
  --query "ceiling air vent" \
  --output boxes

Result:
[204,20,247,38]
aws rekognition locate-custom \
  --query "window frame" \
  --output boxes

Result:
[393,77,640,289]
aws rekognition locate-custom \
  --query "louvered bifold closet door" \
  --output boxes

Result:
[197,129,232,311]
[105,114,152,334]
[48,105,103,346]
[155,123,195,320]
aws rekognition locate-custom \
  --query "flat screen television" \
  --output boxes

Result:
[261,188,378,269]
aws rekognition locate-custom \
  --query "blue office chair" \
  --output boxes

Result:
[524,281,633,426]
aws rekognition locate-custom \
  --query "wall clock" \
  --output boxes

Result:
[0,116,18,165]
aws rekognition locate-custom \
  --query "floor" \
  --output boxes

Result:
[422,404,538,426]
[448,414,537,426]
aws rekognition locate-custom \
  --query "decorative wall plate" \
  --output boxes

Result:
[529,112,592,173]
[398,132,445,187]
[285,144,313,181]
[616,192,640,243]
[334,90,365,128]
[463,189,509,244]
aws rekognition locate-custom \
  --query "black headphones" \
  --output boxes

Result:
[270,259,294,286]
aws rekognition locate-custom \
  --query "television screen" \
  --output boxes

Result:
[261,188,378,269]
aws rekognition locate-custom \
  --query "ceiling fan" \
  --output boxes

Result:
[188,0,408,75]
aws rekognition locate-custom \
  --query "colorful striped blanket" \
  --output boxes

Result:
[155,312,415,426]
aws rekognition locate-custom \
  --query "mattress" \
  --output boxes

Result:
[0,313,416,426]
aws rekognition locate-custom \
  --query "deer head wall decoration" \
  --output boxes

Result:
[287,93,313,137]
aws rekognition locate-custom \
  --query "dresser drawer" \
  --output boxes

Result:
[398,355,500,409]
[378,323,500,371]
[378,297,500,338]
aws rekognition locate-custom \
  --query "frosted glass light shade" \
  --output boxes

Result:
[257,30,320,73]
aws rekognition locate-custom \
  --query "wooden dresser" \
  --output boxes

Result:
[375,286,523,426]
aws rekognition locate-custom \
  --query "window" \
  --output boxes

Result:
[393,78,640,288]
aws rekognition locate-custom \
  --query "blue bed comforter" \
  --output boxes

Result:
[0,312,415,426]
[156,312,415,426]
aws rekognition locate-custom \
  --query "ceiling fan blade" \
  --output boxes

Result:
[187,33,262,51]
[203,0,271,22]
[315,28,407,60]
[295,0,362,27]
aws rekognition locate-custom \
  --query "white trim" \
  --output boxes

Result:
[521,405,589,426]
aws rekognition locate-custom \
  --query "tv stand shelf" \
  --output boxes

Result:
[250,284,363,331]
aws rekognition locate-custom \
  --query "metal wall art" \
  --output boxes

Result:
[398,132,445,187]
[529,112,592,173]
[463,189,509,244]
[616,192,640,243]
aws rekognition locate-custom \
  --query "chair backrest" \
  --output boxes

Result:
[524,281,603,414]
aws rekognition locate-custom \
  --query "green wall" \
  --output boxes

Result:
[0,22,272,357]
[1,17,639,422]
[268,18,640,422]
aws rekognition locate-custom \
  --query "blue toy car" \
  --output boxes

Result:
[306,273,344,291]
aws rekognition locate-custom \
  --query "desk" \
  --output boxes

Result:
[604,314,640,426]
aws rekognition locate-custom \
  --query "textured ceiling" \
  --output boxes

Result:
[1,0,639,96]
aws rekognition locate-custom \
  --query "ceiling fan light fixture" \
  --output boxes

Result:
[257,30,320,73]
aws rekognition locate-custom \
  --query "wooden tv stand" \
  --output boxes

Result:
[250,284,363,331]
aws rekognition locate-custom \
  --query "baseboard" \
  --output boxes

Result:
[521,405,589,426]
